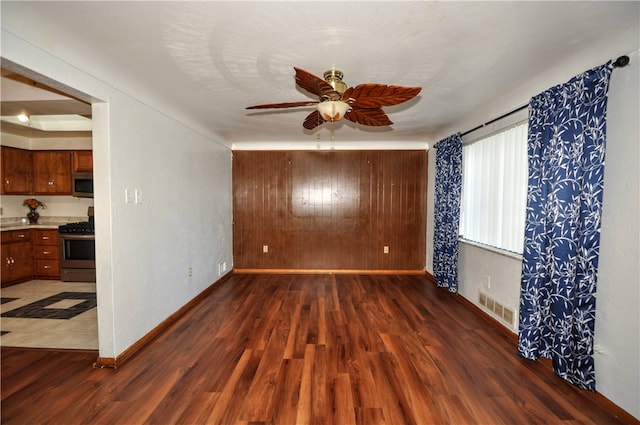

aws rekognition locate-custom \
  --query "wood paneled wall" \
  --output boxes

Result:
[232,150,427,271]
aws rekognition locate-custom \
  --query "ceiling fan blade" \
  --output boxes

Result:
[344,107,393,126]
[294,67,341,100]
[303,110,325,130]
[343,84,421,109]
[246,100,319,110]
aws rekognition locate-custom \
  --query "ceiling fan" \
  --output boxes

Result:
[246,67,422,130]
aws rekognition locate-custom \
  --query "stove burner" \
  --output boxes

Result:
[58,221,95,234]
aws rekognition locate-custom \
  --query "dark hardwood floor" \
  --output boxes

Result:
[1,274,631,424]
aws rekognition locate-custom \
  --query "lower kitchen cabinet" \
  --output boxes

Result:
[1,228,62,285]
[1,230,33,286]
[32,229,60,279]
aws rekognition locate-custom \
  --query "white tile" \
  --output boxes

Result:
[1,280,98,350]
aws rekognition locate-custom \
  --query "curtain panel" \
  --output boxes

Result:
[518,62,613,391]
[433,133,462,292]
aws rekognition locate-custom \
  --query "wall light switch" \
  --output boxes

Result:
[134,188,143,204]
[383,246,390,254]
[263,245,269,253]
[125,188,134,203]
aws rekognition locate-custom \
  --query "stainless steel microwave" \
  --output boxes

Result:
[72,172,94,198]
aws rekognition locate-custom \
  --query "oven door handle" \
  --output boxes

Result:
[59,233,96,240]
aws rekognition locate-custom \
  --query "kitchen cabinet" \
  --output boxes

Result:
[1,230,33,286]
[32,229,60,279]
[32,151,72,194]
[1,146,33,194]
[73,150,93,173]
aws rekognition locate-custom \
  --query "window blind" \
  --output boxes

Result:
[460,122,528,254]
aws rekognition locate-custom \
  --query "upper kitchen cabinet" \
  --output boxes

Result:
[73,150,93,173]
[1,146,33,194]
[32,151,72,194]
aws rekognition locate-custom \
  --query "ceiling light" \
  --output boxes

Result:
[1,114,92,131]
[316,101,351,122]
[323,69,347,94]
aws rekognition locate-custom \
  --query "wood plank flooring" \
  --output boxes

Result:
[1,273,631,424]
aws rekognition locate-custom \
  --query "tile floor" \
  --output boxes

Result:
[0,280,98,350]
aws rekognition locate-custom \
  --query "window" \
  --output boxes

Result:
[460,122,528,254]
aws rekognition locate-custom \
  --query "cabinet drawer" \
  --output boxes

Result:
[11,230,31,242]
[34,245,59,260]
[33,229,59,246]
[34,259,59,276]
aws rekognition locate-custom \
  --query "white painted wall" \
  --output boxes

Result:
[595,49,640,419]
[95,92,233,356]
[426,49,640,418]
[2,30,234,359]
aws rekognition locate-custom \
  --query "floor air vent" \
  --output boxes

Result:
[479,292,514,327]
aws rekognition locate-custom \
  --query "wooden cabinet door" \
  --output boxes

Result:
[73,151,93,173]
[32,151,72,194]
[1,146,32,194]
[1,231,33,284]
[1,242,11,284]
[11,241,33,281]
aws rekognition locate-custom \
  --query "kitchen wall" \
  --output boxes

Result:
[2,30,234,360]
[427,49,640,418]
[1,195,93,221]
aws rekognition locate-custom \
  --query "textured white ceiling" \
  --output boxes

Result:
[2,1,639,148]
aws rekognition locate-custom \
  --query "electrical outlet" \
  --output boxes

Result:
[263,245,269,253]
[383,246,389,254]
[217,262,228,276]
[188,267,192,277]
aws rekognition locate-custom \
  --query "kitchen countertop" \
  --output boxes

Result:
[1,217,86,232]
[1,223,62,231]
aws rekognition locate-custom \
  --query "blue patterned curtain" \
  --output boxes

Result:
[518,63,613,391]
[433,133,462,292]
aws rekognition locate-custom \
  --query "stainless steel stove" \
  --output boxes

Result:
[59,211,95,282]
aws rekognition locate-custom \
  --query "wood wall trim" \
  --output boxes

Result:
[233,150,428,270]
[233,268,426,275]
[94,271,233,369]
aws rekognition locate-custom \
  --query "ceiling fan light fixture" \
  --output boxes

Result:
[316,101,351,122]
[323,69,347,94]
